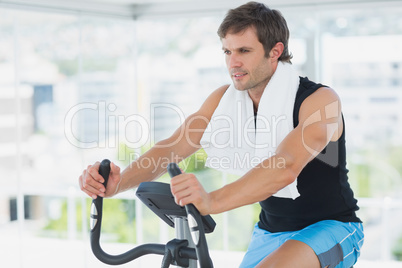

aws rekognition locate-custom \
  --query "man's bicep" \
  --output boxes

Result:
[275,88,343,172]
[298,87,343,142]
[274,125,325,175]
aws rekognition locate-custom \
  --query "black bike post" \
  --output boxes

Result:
[167,163,214,268]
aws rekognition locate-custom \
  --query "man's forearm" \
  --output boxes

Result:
[209,155,298,214]
[116,136,198,195]
[116,147,178,194]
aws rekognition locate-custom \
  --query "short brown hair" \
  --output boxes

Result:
[217,1,292,63]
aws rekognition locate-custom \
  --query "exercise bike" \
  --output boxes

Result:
[90,159,216,267]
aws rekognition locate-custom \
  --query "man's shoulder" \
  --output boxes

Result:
[196,84,230,120]
[293,77,340,126]
[297,77,338,105]
[296,77,337,105]
[205,84,230,106]
[297,77,326,96]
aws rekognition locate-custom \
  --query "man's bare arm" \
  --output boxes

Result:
[79,85,229,198]
[172,87,343,215]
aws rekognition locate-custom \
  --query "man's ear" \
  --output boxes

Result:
[269,42,284,61]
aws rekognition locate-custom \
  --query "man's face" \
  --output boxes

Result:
[222,27,274,92]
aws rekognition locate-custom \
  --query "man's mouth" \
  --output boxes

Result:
[233,73,247,78]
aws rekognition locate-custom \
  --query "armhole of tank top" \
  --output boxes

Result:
[293,87,346,143]
[293,87,319,128]
[339,113,346,140]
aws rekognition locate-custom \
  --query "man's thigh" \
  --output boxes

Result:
[288,221,364,268]
[240,221,364,268]
[256,239,320,268]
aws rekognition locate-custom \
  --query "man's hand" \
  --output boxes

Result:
[79,161,121,199]
[170,173,212,216]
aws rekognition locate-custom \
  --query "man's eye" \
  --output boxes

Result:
[223,50,231,55]
[240,49,249,53]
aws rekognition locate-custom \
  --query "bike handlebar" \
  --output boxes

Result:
[90,159,198,265]
[167,163,214,268]
[89,159,213,267]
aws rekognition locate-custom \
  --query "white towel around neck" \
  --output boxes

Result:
[200,61,300,199]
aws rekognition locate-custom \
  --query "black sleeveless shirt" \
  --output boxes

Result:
[258,77,361,233]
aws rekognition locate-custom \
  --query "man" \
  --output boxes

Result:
[79,2,363,267]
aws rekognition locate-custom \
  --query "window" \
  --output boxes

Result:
[1,2,402,267]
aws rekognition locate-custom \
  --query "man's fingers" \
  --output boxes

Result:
[171,175,189,193]
[80,163,106,195]
[171,173,197,186]
[82,180,105,198]
[79,161,115,199]
[171,174,202,207]
[87,162,105,183]
[174,187,194,206]
[79,175,103,199]
[83,174,105,192]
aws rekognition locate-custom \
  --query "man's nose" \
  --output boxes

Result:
[227,54,242,69]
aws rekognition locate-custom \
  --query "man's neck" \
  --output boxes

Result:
[248,60,279,113]
[248,79,269,114]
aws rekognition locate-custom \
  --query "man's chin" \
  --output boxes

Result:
[232,82,247,91]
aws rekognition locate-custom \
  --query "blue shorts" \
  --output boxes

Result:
[240,220,364,268]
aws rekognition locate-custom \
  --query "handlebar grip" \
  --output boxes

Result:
[90,159,110,261]
[98,159,111,189]
[167,163,214,268]
[167,162,182,178]
[90,159,110,231]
